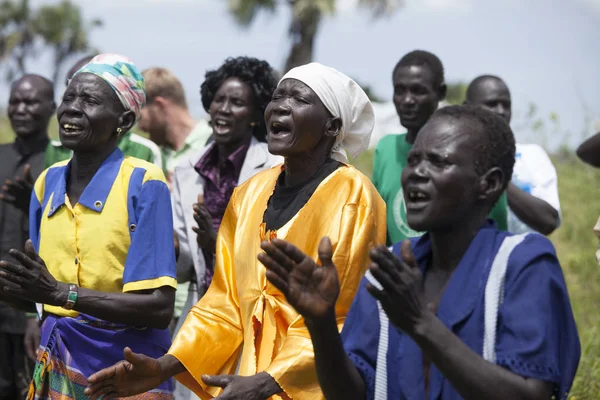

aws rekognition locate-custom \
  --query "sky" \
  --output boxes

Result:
[2,0,599,150]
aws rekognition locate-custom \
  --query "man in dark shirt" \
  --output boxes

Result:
[0,74,55,400]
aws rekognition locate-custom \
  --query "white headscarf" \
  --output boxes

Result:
[279,63,374,163]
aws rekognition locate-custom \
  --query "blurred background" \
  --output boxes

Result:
[1,0,599,397]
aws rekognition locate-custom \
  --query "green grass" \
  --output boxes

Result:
[1,117,598,397]
[352,148,600,399]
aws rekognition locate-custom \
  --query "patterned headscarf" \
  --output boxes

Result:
[73,53,146,121]
[279,63,374,163]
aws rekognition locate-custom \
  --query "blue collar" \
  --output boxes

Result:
[47,148,124,217]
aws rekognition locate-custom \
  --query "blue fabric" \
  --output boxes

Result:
[47,148,124,216]
[341,222,580,400]
[123,175,176,287]
[29,165,66,252]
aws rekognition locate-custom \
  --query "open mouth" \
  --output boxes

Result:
[213,118,232,135]
[405,187,431,209]
[61,123,85,136]
[270,121,291,136]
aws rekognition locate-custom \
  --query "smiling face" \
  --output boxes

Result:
[208,77,258,148]
[393,65,442,133]
[401,116,495,233]
[57,73,133,153]
[264,78,336,157]
[7,76,55,139]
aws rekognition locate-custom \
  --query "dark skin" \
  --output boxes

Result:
[0,75,56,213]
[192,77,260,253]
[0,73,175,330]
[85,78,340,400]
[261,117,553,400]
[466,76,559,235]
[576,131,600,167]
[393,64,446,144]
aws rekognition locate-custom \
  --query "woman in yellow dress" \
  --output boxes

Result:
[86,62,386,400]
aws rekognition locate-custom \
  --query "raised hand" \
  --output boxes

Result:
[366,240,429,335]
[259,237,340,321]
[203,372,282,400]
[192,194,217,252]
[85,347,163,399]
[0,240,66,306]
[0,164,35,213]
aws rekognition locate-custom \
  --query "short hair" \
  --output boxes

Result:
[201,57,278,142]
[431,105,515,191]
[66,54,98,83]
[393,50,445,88]
[466,75,508,101]
[142,67,187,108]
[11,74,55,99]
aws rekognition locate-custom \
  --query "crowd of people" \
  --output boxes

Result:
[0,48,588,400]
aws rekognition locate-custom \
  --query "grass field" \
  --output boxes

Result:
[1,122,598,398]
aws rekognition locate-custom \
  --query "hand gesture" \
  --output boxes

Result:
[85,347,163,399]
[192,194,217,252]
[203,372,281,400]
[366,240,429,335]
[0,240,65,306]
[0,164,35,213]
[259,237,340,322]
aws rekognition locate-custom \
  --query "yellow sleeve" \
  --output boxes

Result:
[168,192,244,398]
[265,193,387,400]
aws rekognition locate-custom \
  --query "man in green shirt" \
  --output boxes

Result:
[373,50,508,245]
[44,55,163,169]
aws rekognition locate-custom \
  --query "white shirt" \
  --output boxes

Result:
[508,143,561,234]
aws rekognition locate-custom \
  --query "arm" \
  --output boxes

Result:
[171,169,195,283]
[576,132,600,167]
[507,183,559,235]
[367,242,557,400]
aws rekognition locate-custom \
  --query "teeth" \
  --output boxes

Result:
[409,191,427,200]
[63,124,82,130]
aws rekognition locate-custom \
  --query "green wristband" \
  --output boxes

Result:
[63,283,79,310]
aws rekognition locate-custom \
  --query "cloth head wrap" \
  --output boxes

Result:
[279,62,374,162]
[73,53,146,121]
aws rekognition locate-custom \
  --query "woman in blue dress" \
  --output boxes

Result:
[260,104,580,400]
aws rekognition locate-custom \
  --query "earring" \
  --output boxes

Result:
[249,122,257,127]
[117,127,123,136]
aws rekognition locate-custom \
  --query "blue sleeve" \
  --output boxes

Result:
[122,173,177,292]
[496,236,580,398]
[341,277,381,400]
[29,184,43,253]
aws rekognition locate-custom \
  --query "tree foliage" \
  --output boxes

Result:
[0,0,102,83]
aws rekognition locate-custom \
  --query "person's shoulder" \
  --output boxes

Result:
[237,164,282,192]
[33,160,69,198]
[375,133,405,151]
[123,156,167,184]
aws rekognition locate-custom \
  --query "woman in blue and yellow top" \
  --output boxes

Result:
[0,54,177,399]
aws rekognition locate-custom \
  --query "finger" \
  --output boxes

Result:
[201,374,234,388]
[265,270,290,295]
[0,267,25,286]
[400,240,418,270]
[0,194,16,203]
[0,260,28,277]
[271,238,307,264]
[258,254,290,295]
[260,242,295,272]
[257,251,290,278]
[87,362,117,385]
[8,249,38,271]
[368,262,400,293]
[369,247,402,283]
[197,194,204,206]
[24,240,43,265]
[366,282,392,305]
[123,346,145,366]
[317,237,334,268]
[87,384,118,400]
[24,164,33,184]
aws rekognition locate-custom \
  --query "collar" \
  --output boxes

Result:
[13,134,49,157]
[47,148,124,217]
[194,138,251,176]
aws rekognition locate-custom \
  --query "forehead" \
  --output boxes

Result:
[216,77,253,97]
[67,73,115,97]
[393,65,436,88]
[10,79,49,100]
[276,78,318,96]
[470,79,511,103]
[413,116,478,156]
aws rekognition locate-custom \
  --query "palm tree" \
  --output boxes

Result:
[228,0,403,73]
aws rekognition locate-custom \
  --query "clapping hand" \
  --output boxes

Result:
[0,164,35,213]
[192,195,217,252]
[366,240,429,335]
[259,237,340,322]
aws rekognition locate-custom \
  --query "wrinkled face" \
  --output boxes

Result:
[209,77,257,148]
[264,78,332,157]
[7,79,55,138]
[401,116,485,232]
[393,65,441,132]
[57,73,125,152]
[138,101,168,145]
[468,79,512,123]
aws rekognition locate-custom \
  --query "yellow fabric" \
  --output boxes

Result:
[169,163,386,399]
[34,157,177,318]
